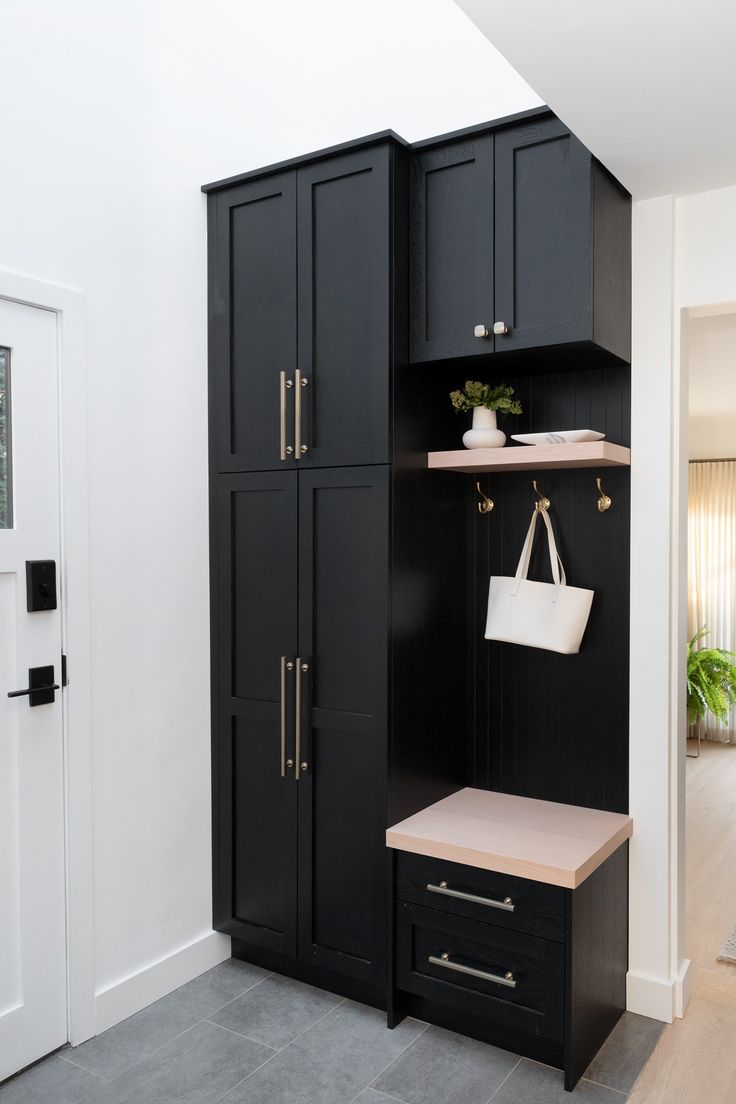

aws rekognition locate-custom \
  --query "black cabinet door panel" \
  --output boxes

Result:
[297,149,391,466]
[494,120,592,352]
[213,472,298,952]
[297,466,389,982]
[409,137,494,362]
[212,174,297,472]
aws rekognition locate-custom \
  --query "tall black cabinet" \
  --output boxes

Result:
[206,133,468,1006]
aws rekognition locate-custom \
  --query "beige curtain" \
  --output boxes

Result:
[688,460,736,742]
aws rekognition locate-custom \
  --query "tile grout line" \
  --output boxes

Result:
[344,1020,432,1104]
[581,1074,629,1096]
[209,996,349,1103]
[56,1051,108,1081]
[59,967,275,1084]
[486,1057,521,1102]
[360,1021,432,1097]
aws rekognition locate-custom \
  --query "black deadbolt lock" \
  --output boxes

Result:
[26,560,57,612]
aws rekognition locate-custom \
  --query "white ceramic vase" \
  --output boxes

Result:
[462,406,506,449]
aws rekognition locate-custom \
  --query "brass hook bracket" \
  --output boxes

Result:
[596,477,612,513]
[532,480,551,512]
[476,481,494,515]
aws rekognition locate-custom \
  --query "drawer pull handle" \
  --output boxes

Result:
[429,953,517,989]
[426,882,515,912]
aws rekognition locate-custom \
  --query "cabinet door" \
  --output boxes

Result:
[494,119,592,352]
[213,472,298,954]
[409,136,494,362]
[296,148,391,467]
[211,174,297,472]
[296,466,389,984]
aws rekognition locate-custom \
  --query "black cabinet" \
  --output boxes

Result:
[409,117,631,366]
[296,467,389,984]
[213,466,390,985]
[212,472,298,955]
[209,145,392,473]
[409,136,494,363]
[297,151,391,467]
[390,846,629,1092]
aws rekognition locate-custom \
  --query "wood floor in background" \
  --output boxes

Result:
[630,740,736,1103]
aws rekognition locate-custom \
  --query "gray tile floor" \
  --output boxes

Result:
[0,959,664,1103]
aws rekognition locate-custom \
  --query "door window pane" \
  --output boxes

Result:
[0,348,11,529]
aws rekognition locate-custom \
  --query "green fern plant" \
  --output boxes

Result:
[449,381,523,416]
[686,627,736,725]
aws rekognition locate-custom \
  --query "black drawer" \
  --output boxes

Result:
[396,902,564,1042]
[395,852,565,941]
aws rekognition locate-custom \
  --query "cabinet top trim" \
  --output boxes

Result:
[386,787,633,889]
[201,106,553,195]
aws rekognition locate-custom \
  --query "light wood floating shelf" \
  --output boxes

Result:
[427,441,631,474]
[386,787,633,889]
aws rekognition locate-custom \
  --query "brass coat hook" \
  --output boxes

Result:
[476,481,494,515]
[532,480,551,512]
[596,477,612,512]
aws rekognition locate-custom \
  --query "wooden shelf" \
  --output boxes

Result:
[427,441,631,474]
[386,787,633,889]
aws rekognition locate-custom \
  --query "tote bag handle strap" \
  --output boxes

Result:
[512,508,566,595]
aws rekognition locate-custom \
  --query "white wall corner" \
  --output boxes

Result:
[94,931,231,1036]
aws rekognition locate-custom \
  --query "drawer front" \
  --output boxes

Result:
[395,852,565,941]
[396,902,564,1042]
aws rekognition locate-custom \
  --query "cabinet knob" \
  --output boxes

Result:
[493,321,510,336]
[473,324,489,338]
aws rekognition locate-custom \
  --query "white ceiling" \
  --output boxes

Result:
[454,0,736,198]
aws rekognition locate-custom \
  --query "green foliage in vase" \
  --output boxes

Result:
[686,627,736,725]
[449,380,523,416]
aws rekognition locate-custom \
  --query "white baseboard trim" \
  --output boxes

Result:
[626,968,678,1023]
[675,958,693,1018]
[94,930,231,1036]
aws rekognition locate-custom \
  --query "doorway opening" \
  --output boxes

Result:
[685,305,736,990]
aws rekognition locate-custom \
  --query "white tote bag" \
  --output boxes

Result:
[484,507,593,654]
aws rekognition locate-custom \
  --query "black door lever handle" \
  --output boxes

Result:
[8,684,60,698]
[8,665,59,706]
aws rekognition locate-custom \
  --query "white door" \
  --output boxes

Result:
[0,299,66,1081]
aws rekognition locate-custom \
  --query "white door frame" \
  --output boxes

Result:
[0,270,95,1045]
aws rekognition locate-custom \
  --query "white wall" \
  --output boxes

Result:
[628,182,736,1023]
[0,0,539,1035]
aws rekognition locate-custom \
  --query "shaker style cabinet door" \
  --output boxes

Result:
[494,118,592,353]
[213,471,299,954]
[211,174,298,472]
[409,136,494,363]
[296,466,390,984]
[296,148,391,467]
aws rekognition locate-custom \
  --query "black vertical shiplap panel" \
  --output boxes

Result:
[472,365,630,813]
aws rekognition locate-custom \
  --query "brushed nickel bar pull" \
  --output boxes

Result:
[295,655,302,780]
[428,953,517,989]
[294,369,302,459]
[279,372,294,461]
[426,882,515,912]
[279,656,292,777]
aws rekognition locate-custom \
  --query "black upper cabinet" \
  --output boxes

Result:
[409,116,631,366]
[211,174,297,472]
[409,136,494,363]
[210,144,393,473]
[297,150,391,467]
